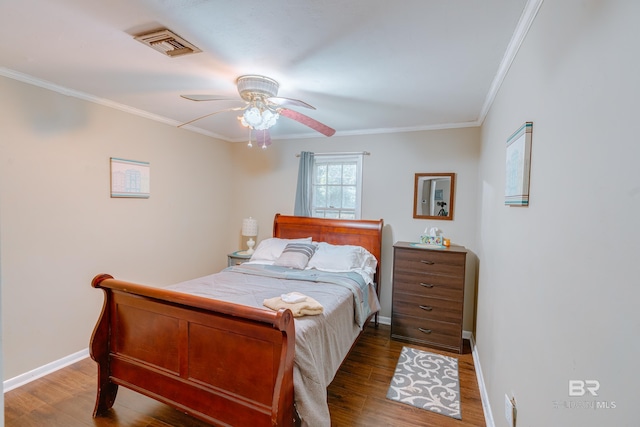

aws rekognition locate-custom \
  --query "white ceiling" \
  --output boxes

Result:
[0,0,532,142]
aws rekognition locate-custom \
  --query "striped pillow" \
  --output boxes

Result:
[274,243,317,269]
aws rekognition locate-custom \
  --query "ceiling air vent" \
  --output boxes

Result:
[134,29,201,57]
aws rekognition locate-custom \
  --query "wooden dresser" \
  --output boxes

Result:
[391,241,467,353]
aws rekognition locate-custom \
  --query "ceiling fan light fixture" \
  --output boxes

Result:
[240,107,279,130]
[242,107,261,126]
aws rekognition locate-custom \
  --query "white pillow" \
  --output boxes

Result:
[274,243,317,269]
[307,242,377,274]
[250,237,313,262]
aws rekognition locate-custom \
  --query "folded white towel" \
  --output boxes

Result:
[263,292,324,317]
[281,292,307,303]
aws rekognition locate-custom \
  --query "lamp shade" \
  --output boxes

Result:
[242,217,258,237]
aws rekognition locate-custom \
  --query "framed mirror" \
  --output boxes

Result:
[413,173,456,220]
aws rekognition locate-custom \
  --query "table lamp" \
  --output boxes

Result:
[241,217,258,255]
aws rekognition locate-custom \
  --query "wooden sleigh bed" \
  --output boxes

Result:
[90,214,383,426]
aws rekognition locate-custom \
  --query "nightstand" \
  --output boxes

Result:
[227,251,252,267]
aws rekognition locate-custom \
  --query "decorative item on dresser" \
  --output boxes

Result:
[391,241,467,354]
[227,250,252,267]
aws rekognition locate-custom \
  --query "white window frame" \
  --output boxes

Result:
[311,153,363,219]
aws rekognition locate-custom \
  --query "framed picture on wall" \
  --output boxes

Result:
[505,122,532,206]
[110,157,150,198]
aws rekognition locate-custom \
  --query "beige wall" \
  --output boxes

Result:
[1,73,482,382]
[0,76,234,379]
[228,129,481,327]
[476,1,638,425]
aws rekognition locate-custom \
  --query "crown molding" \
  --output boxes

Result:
[478,0,544,124]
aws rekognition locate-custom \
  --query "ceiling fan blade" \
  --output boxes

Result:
[181,94,240,102]
[178,106,245,128]
[255,129,272,147]
[268,97,315,110]
[279,108,336,137]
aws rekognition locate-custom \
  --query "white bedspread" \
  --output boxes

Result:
[166,264,380,427]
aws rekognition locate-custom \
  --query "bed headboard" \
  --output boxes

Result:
[272,214,384,281]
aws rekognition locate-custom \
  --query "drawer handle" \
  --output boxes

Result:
[418,328,432,334]
[420,260,435,265]
[419,305,433,311]
[419,282,434,288]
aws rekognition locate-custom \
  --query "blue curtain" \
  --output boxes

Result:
[294,151,314,216]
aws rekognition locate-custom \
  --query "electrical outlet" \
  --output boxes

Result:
[504,394,517,427]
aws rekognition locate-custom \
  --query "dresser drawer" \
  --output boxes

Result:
[391,314,462,351]
[393,270,464,298]
[392,293,462,324]
[394,247,465,277]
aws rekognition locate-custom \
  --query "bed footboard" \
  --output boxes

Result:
[90,274,297,427]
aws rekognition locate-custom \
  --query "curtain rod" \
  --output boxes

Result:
[295,151,370,157]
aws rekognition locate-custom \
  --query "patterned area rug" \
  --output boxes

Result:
[386,346,461,419]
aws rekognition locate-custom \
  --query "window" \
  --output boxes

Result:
[311,154,363,219]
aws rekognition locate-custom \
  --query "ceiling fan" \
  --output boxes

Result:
[180,75,336,148]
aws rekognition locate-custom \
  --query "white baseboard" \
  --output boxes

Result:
[3,348,89,393]
[376,315,391,325]
[467,332,495,427]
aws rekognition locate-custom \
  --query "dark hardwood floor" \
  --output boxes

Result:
[4,324,485,426]
[327,325,485,427]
